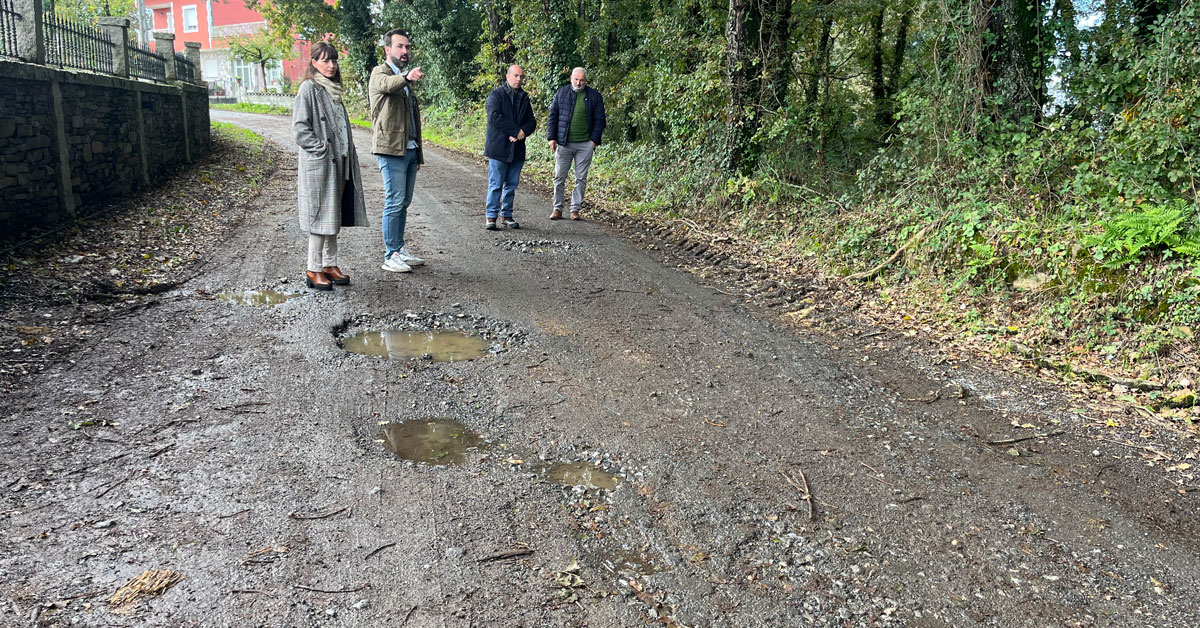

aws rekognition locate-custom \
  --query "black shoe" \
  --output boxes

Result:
[485,219,497,230]
[501,217,520,229]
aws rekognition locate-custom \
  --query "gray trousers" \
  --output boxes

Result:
[552,142,596,212]
[307,233,338,273]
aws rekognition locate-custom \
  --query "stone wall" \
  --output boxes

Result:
[0,61,211,233]
[0,76,60,227]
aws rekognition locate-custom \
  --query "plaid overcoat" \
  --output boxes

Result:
[292,80,368,235]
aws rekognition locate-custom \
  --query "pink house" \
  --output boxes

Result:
[144,0,310,93]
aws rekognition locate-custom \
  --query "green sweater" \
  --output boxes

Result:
[567,92,589,143]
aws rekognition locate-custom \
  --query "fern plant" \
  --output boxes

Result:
[1088,200,1200,268]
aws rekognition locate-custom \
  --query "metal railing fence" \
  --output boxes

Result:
[129,42,166,82]
[173,52,194,83]
[42,12,114,74]
[0,0,20,60]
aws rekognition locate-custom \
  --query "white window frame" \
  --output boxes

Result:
[182,5,198,33]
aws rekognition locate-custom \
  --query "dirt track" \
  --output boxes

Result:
[1,110,1198,627]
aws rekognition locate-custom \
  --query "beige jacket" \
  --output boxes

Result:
[368,64,424,162]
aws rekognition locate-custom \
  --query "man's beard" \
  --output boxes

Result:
[572,85,584,92]
[390,54,408,68]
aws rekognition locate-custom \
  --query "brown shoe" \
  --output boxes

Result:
[322,266,350,285]
[305,270,332,291]
[570,211,581,220]
[549,210,563,220]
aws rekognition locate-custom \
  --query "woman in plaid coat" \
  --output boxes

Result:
[292,41,368,290]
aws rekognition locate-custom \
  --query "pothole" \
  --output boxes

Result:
[378,418,488,466]
[343,330,488,362]
[534,461,621,490]
[217,289,300,306]
[495,239,576,255]
[337,311,526,360]
[594,547,667,576]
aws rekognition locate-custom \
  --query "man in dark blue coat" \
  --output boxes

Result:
[546,67,606,221]
[483,64,537,230]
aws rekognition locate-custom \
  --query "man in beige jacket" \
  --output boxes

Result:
[370,29,426,273]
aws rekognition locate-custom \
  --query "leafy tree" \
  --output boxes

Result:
[44,0,135,24]
[227,29,294,92]
[380,0,484,107]
[244,0,378,85]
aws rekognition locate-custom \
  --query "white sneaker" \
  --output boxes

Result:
[397,247,425,266]
[381,252,413,273]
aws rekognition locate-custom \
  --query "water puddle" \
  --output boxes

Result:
[343,330,488,362]
[536,461,621,490]
[597,548,666,576]
[378,418,486,466]
[218,289,300,306]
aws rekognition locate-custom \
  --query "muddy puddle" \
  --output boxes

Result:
[534,461,621,490]
[594,547,666,576]
[378,418,487,466]
[343,330,488,362]
[217,289,300,306]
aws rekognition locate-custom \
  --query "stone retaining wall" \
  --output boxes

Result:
[0,61,211,233]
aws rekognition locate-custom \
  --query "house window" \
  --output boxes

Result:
[232,58,256,91]
[155,8,173,33]
[182,5,198,33]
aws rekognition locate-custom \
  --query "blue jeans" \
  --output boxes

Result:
[486,158,524,219]
[377,152,419,259]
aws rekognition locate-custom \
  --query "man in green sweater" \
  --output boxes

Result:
[546,68,607,220]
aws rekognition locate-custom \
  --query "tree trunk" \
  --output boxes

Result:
[870,8,886,119]
[483,0,515,79]
[877,5,911,131]
[979,0,1043,122]
[758,0,793,109]
[723,0,757,174]
[806,2,834,108]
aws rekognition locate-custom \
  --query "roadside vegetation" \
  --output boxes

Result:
[251,0,1200,432]
[210,102,292,116]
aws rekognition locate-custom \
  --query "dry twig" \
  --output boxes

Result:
[844,224,933,282]
[477,548,534,563]
[779,468,814,521]
[986,430,1065,446]
[288,505,348,520]
[292,583,369,594]
[363,542,396,561]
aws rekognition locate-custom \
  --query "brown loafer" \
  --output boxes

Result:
[305,270,332,291]
[322,266,350,285]
[549,210,563,220]
[570,211,581,220]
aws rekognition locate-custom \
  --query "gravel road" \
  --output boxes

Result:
[1,110,1197,628]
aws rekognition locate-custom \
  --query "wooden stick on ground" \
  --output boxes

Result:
[986,430,1065,446]
[844,224,933,282]
[363,541,396,561]
[779,469,814,521]
[292,583,368,594]
[477,548,534,563]
[288,506,348,521]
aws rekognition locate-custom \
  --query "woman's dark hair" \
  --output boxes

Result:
[302,41,341,84]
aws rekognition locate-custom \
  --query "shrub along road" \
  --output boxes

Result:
[1,110,1197,627]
